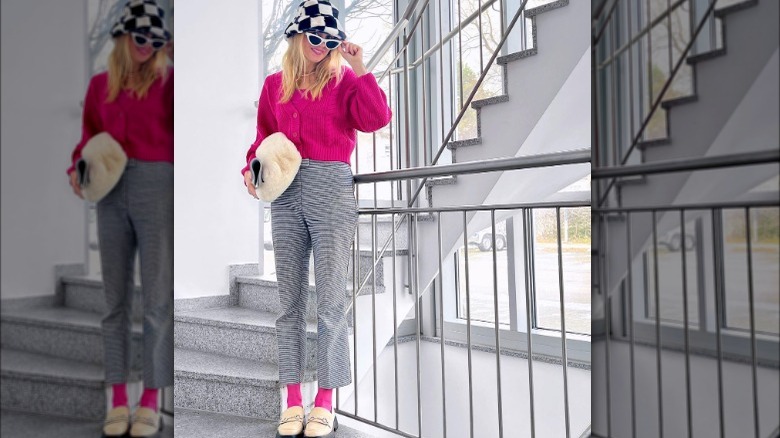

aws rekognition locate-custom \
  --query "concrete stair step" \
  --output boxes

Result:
[0,409,174,438]
[235,277,385,320]
[174,348,314,420]
[0,306,142,366]
[174,306,317,365]
[173,407,375,438]
[0,349,105,420]
[60,276,142,322]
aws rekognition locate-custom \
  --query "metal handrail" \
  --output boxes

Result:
[355,149,591,183]
[592,149,780,179]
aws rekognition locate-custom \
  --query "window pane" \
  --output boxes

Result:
[456,211,511,326]
[533,207,592,335]
[722,207,780,336]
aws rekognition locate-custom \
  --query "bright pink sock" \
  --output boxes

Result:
[286,383,303,408]
[139,388,159,411]
[111,383,128,407]
[314,388,333,412]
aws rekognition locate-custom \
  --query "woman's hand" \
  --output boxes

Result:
[340,41,367,76]
[244,171,259,199]
[69,171,84,199]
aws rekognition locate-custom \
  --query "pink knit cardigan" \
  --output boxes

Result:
[241,66,392,176]
[67,67,174,175]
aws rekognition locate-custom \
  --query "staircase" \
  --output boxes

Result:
[0,271,142,421]
[601,0,779,293]
[172,273,376,436]
[418,0,590,292]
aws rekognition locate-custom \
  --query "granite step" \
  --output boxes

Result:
[60,276,143,322]
[174,306,319,365]
[173,407,376,438]
[0,306,142,366]
[1,409,175,438]
[236,277,385,321]
[174,348,314,420]
[0,349,106,420]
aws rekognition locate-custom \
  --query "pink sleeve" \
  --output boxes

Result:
[344,71,392,133]
[67,77,102,175]
[241,76,279,177]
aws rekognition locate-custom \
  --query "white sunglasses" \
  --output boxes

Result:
[305,32,342,50]
[131,32,167,50]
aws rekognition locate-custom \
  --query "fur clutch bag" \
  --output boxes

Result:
[250,132,302,202]
[76,132,128,203]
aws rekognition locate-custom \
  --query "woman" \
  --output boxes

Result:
[241,1,391,436]
[67,1,173,436]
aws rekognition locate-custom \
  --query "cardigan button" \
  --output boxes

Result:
[293,112,298,118]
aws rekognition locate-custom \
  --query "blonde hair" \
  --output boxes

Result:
[106,34,169,102]
[280,33,343,103]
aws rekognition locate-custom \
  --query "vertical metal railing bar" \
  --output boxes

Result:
[414,213,423,437]
[680,209,693,438]
[529,211,538,330]
[437,211,448,438]
[499,0,506,42]
[392,211,400,430]
[462,210,475,438]
[627,0,636,160]
[609,10,619,172]
[744,207,760,438]
[354,57,362,415]
[626,211,637,438]
[457,0,464,128]
[478,0,484,74]
[491,209,504,438]
[353,209,360,415]
[439,0,446,151]
[652,210,664,437]
[371,213,379,422]
[645,0,653,147]
[522,209,536,438]
[602,213,612,437]
[422,3,430,167]
[711,208,726,438]
[667,0,673,95]
[556,208,571,438]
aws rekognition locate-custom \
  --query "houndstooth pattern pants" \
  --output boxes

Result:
[271,159,358,389]
[97,160,174,389]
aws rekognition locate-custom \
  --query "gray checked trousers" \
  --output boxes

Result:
[97,160,173,388]
[271,159,358,389]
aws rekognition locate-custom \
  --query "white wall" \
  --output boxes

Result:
[173,0,263,299]
[1,0,88,299]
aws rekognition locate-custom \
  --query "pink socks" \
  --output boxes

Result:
[287,383,303,408]
[139,388,159,411]
[314,388,333,413]
[111,383,128,407]
[285,384,333,411]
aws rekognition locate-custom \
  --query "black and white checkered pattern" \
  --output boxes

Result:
[111,0,171,41]
[285,0,347,41]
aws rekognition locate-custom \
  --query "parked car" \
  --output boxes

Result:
[658,231,696,252]
[468,228,507,252]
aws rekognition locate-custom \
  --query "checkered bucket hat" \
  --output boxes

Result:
[111,0,171,41]
[285,0,347,41]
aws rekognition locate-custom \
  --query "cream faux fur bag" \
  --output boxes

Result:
[77,132,128,203]
[251,132,302,202]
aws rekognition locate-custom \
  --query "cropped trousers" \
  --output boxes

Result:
[97,160,174,388]
[271,159,358,389]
